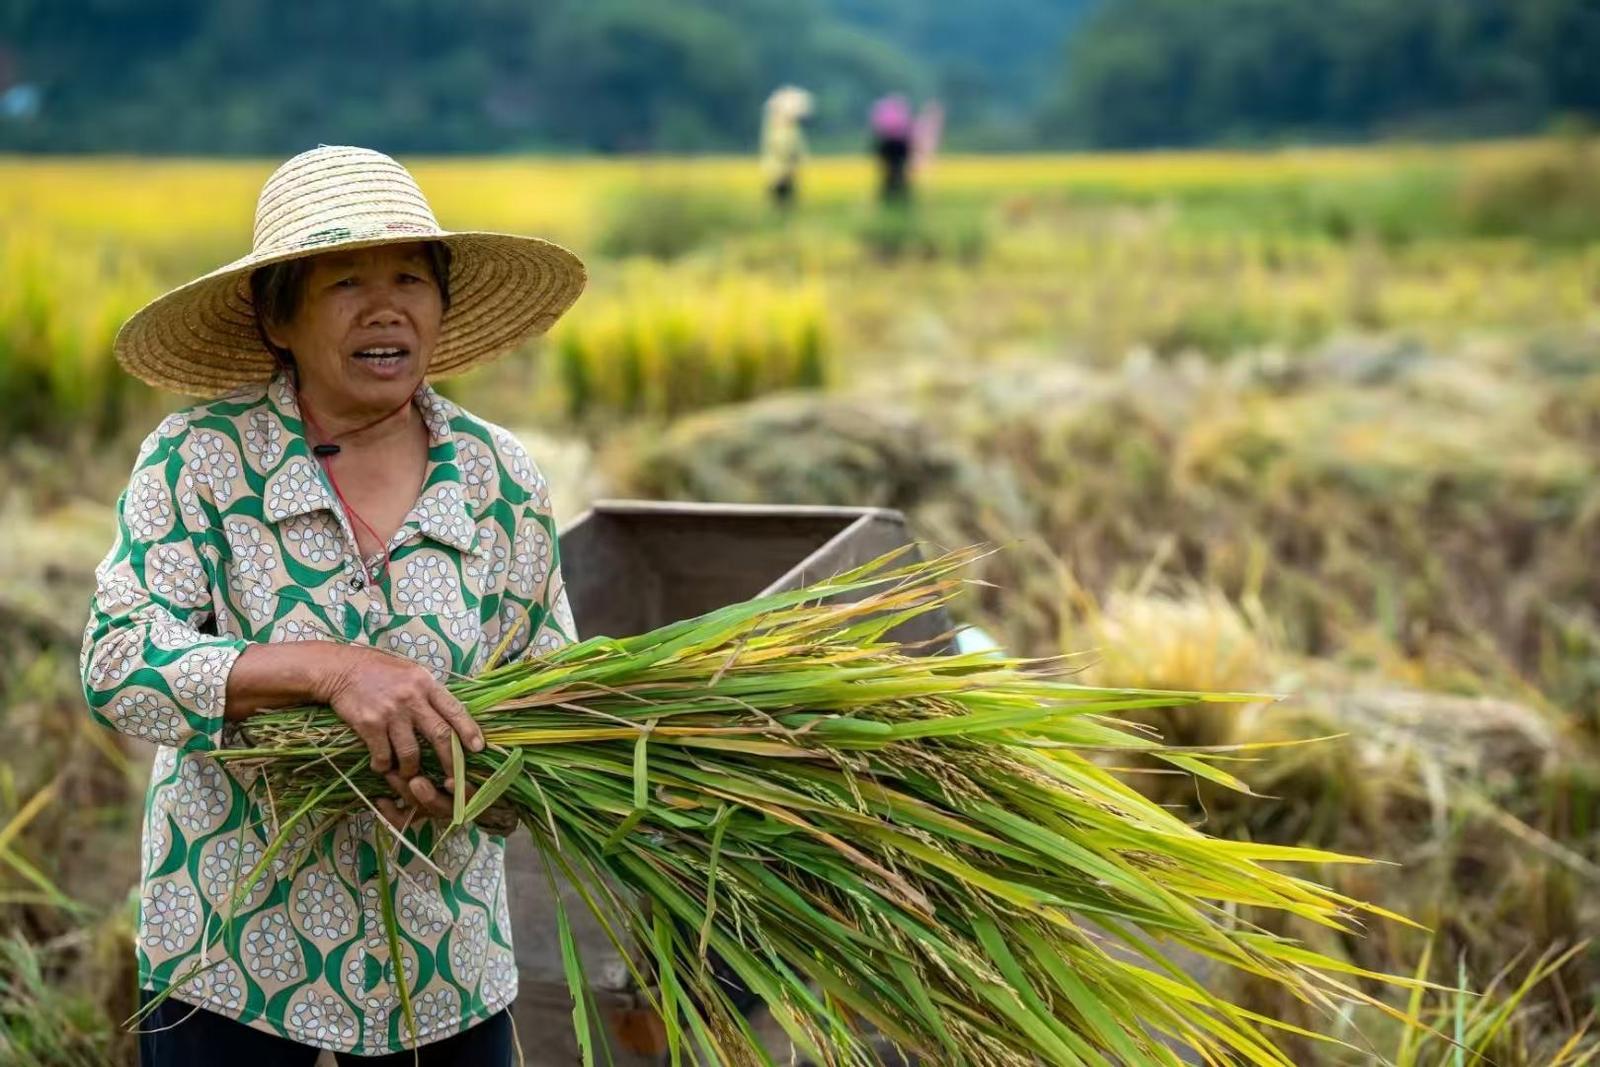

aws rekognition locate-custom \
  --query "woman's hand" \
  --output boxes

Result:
[225,641,508,832]
[376,773,519,835]
[321,646,484,779]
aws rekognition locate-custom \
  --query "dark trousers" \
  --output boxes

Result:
[770,174,796,208]
[137,989,514,1065]
[875,136,912,203]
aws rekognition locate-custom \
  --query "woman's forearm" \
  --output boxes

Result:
[225,640,354,721]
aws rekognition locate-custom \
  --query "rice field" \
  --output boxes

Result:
[2,138,1599,1063]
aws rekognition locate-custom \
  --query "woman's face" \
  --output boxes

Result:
[265,242,443,413]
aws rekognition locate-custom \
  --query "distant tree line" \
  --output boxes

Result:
[0,0,1077,153]
[1,0,1595,154]
[1043,0,1600,147]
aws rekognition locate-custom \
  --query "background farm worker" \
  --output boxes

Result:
[870,93,915,204]
[760,85,813,210]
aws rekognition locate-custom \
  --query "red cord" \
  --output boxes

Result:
[297,390,418,590]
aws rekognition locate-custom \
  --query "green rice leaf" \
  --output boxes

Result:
[545,850,595,1067]
[371,830,417,1048]
[449,732,466,829]
[459,747,526,827]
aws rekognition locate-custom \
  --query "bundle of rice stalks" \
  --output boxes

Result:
[609,392,973,514]
[1081,586,1276,742]
[215,549,1412,1066]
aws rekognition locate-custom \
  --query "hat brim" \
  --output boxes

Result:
[114,231,587,398]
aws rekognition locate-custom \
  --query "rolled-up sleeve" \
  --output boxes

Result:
[81,426,247,753]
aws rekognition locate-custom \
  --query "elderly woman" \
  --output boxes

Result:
[81,146,586,1064]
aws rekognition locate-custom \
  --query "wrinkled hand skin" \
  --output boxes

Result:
[323,649,485,780]
[375,772,520,836]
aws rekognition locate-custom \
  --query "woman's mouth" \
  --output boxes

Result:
[351,346,410,370]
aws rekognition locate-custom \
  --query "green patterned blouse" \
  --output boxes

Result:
[80,375,574,1054]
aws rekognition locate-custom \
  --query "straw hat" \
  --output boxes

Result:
[765,86,814,120]
[114,145,587,397]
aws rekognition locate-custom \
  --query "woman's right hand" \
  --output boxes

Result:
[326,648,485,831]
[318,646,480,780]
[320,646,485,780]
[225,640,487,830]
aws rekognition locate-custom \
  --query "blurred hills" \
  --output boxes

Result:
[0,0,1594,155]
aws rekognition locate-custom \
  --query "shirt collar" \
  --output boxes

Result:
[262,375,479,554]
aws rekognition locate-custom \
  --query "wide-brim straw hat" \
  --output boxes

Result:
[114,145,587,397]
[765,86,814,119]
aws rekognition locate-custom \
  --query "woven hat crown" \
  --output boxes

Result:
[252,146,443,257]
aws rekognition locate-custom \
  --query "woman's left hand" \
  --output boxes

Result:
[376,773,519,835]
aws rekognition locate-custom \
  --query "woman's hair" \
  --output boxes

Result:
[248,241,454,376]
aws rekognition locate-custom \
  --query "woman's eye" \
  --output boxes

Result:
[333,277,358,289]
[398,273,423,284]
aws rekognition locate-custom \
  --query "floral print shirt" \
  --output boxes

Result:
[80,375,574,1054]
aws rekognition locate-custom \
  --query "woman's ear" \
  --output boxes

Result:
[262,319,289,351]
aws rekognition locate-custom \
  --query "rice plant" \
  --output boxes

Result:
[210,548,1418,1065]
[3,143,1598,439]
[595,185,758,260]
[1382,939,1597,1067]
[549,269,828,421]
[0,231,154,441]
[0,933,116,1067]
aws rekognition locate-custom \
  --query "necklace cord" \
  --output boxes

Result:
[297,391,418,588]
